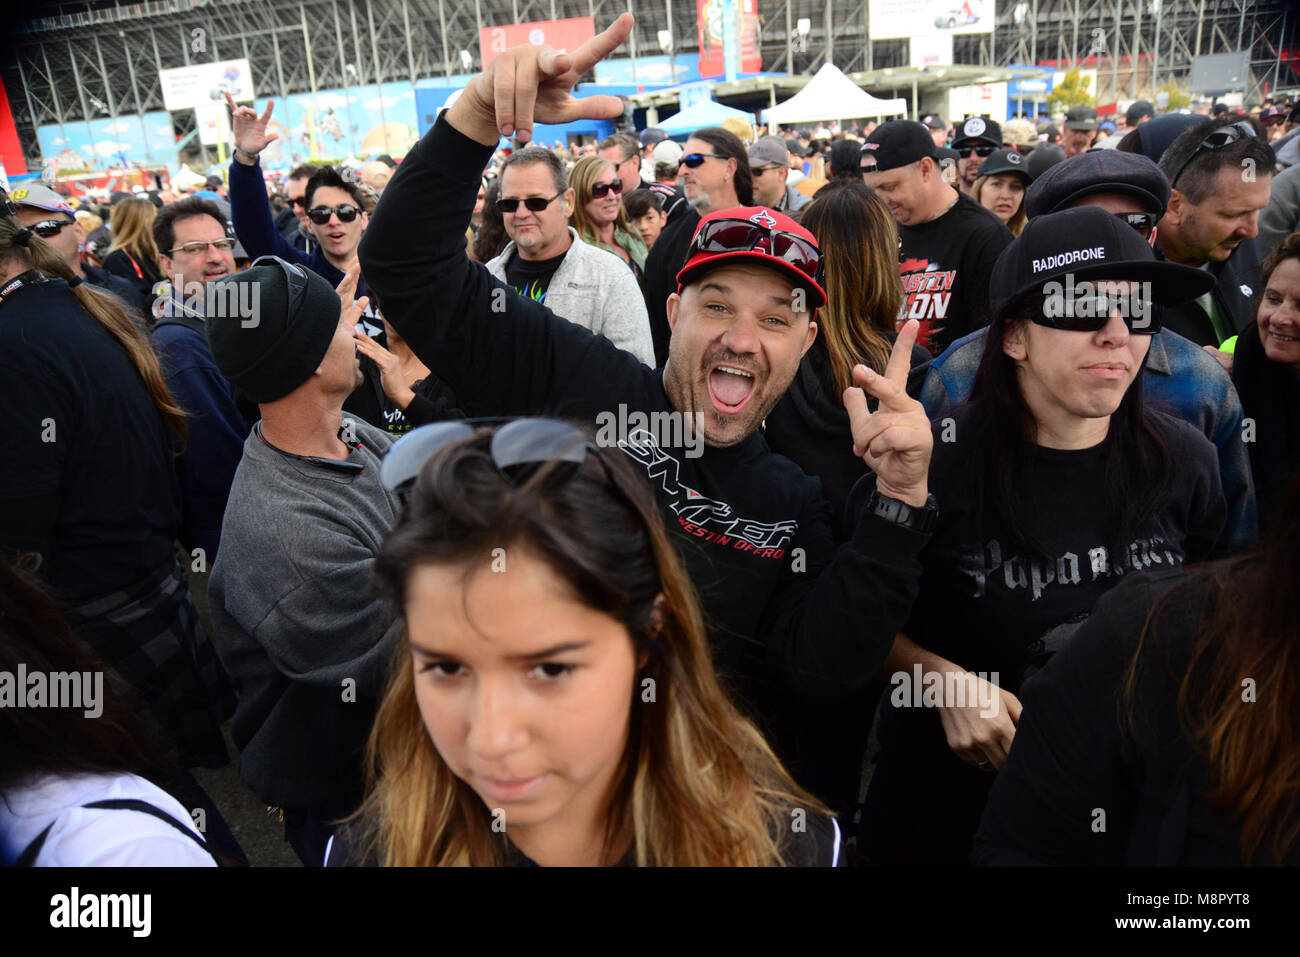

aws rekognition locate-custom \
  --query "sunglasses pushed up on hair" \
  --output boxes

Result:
[307,204,362,225]
[687,218,824,288]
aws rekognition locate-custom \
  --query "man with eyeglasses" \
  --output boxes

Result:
[147,197,248,563]
[6,184,140,311]
[862,119,1013,356]
[1153,117,1276,353]
[951,116,1002,194]
[747,136,810,215]
[224,93,381,340]
[360,17,939,796]
[483,146,654,366]
[920,149,1259,554]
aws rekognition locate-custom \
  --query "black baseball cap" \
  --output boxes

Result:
[1064,105,1099,131]
[1025,150,1169,218]
[860,121,937,172]
[952,116,1002,149]
[1125,100,1156,127]
[989,206,1213,314]
[977,148,1031,182]
[921,114,947,131]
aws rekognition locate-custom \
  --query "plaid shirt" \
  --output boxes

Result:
[920,328,1258,555]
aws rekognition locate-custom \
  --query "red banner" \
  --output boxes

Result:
[697,0,762,79]
[0,76,27,177]
[479,17,596,70]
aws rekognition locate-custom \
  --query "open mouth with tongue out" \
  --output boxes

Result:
[707,364,758,415]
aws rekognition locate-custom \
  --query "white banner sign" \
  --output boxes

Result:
[870,0,995,40]
[909,34,954,68]
[159,59,254,112]
[194,103,231,145]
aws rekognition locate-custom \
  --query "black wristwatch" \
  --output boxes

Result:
[867,489,938,533]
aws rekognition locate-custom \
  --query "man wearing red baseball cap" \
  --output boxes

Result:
[360,15,936,790]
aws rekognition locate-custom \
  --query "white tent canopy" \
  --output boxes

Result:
[761,63,908,125]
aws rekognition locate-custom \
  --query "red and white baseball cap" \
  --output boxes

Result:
[675,206,827,311]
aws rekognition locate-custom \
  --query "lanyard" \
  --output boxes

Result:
[125,253,144,279]
[0,269,44,309]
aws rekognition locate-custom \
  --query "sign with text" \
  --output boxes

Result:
[479,18,595,70]
[159,59,253,112]
[909,34,954,68]
[697,0,761,79]
[869,0,995,40]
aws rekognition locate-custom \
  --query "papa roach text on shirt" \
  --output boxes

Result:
[957,536,1185,601]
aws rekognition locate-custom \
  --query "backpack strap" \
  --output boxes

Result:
[12,798,212,866]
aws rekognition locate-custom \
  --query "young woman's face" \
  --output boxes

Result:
[979,174,1026,224]
[1004,281,1152,424]
[405,549,638,857]
[1257,257,1300,369]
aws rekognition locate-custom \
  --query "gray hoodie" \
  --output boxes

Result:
[208,417,402,808]
[487,227,656,367]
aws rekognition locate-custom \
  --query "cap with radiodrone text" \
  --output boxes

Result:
[8,184,75,216]
[1025,149,1170,218]
[988,206,1213,314]
[676,206,827,311]
[860,120,937,172]
[952,116,1002,149]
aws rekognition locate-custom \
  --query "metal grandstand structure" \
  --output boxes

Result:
[4,0,1295,169]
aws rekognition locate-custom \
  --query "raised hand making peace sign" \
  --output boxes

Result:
[842,318,933,507]
[448,14,635,146]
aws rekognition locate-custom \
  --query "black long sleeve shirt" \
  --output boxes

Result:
[358,115,932,728]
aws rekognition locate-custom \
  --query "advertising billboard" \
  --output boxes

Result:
[869,0,995,40]
[159,59,254,112]
[479,18,596,70]
[697,0,761,79]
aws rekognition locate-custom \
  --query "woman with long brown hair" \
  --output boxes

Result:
[0,198,231,773]
[975,469,1300,865]
[568,155,648,277]
[326,419,840,866]
[101,196,163,311]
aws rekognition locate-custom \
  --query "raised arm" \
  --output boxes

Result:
[224,93,312,268]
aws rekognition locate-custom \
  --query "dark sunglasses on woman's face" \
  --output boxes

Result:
[496,191,563,214]
[679,152,726,169]
[30,218,76,238]
[307,204,362,225]
[590,180,624,198]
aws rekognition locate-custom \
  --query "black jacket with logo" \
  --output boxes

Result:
[360,115,932,762]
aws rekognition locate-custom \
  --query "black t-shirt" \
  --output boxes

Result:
[897,191,1012,357]
[895,407,1225,696]
[0,276,181,600]
[503,249,568,305]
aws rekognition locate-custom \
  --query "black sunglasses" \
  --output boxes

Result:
[496,191,563,214]
[1016,288,1162,334]
[1170,120,1257,189]
[1114,211,1159,239]
[379,417,634,508]
[590,180,624,198]
[289,196,307,208]
[679,152,727,169]
[689,218,824,288]
[957,144,997,158]
[307,204,362,225]
[30,218,76,238]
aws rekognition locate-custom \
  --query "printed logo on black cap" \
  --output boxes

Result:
[1006,151,1023,165]
[964,118,986,137]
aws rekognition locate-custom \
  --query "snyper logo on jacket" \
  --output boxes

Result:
[618,429,799,556]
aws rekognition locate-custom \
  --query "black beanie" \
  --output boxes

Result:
[204,257,342,403]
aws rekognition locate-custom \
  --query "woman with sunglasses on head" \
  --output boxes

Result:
[859,206,1228,866]
[972,148,1031,236]
[568,156,648,278]
[326,419,842,866]
[1231,233,1300,519]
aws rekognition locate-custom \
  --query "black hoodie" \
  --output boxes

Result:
[359,115,933,756]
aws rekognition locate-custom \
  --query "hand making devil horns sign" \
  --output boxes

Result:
[447,14,635,147]
[842,318,934,507]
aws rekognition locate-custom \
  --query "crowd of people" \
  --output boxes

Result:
[2,15,1299,868]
